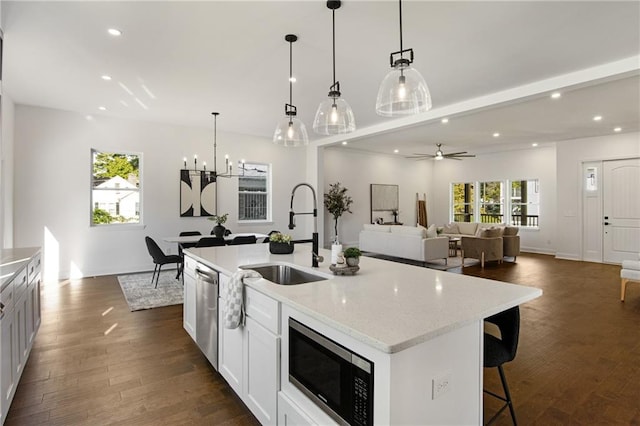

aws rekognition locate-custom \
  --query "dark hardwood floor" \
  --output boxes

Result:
[6,253,639,425]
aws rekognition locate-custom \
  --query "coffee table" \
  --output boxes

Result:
[448,237,461,257]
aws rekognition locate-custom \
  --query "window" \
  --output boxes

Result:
[91,150,140,225]
[450,179,540,228]
[238,161,270,221]
[451,182,474,222]
[479,181,504,223]
[510,179,539,227]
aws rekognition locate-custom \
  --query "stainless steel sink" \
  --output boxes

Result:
[241,264,328,285]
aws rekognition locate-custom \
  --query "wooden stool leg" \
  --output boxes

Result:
[621,278,628,302]
[481,252,485,268]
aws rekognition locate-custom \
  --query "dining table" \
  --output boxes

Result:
[163,232,270,246]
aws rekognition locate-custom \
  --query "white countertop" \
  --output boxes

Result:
[185,243,541,354]
[1,247,41,290]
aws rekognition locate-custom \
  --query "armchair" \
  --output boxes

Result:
[621,254,640,302]
[461,236,503,268]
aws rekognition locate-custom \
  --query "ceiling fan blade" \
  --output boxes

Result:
[443,151,468,156]
[410,153,436,158]
[449,154,476,158]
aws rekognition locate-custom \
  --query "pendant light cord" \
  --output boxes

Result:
[398,0,404,59]
[332,8,336,86]
[289,40,293,108]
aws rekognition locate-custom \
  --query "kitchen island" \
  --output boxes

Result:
[185,243,541,425]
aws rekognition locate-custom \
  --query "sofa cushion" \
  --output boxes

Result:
[426,224,437,238]
[443,223,459,234]
[503,226,519,236]
[457,222,478,235]
[480,228,502,238]
[363,224,391,232]
[390,225,426,238]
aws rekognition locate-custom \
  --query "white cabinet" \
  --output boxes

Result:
[183,255,197,341]
[0,249,42,424]
[244,316,279,425]
[277,392,317,426]
[0,298,16,421]
[218,274,280,425]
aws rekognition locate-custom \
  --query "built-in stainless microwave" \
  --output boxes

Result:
[289,318,374,426]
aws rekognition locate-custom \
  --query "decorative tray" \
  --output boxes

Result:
[329,264,360,275]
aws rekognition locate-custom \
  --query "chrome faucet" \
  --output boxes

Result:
[289,183,322,267]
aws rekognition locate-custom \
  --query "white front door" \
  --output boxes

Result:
[603,158,640,263]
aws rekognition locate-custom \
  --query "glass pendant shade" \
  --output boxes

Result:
[313,97,356,135]
[376,63,432,117]
[273,117,309,147]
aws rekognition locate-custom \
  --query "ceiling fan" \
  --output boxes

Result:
[408,143,476,161]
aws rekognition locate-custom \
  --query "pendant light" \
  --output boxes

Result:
[376,0,432,117]
[273,34,309,147]
[313,1,356,135]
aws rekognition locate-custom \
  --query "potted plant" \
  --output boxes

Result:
[343,247,362,267]
[324,182,353,264]
[269,232,294,254]
[208,213,228,238]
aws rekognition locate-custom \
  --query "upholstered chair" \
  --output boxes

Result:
[621,254,640,302]
[461,228,504,268]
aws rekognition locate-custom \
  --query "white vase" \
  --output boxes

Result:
[331,243,343,265]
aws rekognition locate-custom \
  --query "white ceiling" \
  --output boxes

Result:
[2,1,639,155]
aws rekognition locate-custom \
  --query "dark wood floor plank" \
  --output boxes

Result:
[6,253,640,425]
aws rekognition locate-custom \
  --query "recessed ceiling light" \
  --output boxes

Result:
[532,143,538,147]
[493,132,500,138]
[85,115,94,121]
[101,75,112,81]
[394,149,399,153]
[98,106,107,111]
[614,127,622,132]
[551,92,561,99]
[441,118,449,124]
[107,28,122,36]
[341,141,348,145]
[593,115,602,121]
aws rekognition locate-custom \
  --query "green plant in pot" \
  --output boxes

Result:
[343,247,362,267]
[324,182,353,244]
[269,232,294,254]
[208,213,228,238]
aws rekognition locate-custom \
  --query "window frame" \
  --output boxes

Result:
[90,149,142,227]
[237,161,271,223]
[450,179,540,228]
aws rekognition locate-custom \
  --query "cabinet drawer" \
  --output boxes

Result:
[0,280,14,314]
[183,255,197,278]
[28,253,42,284]
[13,268,28,299]
[245,287,279,335]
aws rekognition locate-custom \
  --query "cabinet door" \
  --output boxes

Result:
[1,308,16,420]
[32,275,42,339]
[218,283,244,396]
[244,316,279,425]
[15,291,29,377]
[278,392,318,426]
[183,271,196,340]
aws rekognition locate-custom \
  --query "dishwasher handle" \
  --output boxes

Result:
[195,268,218,284]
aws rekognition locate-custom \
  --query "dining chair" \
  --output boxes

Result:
[195,237,226,247]
[145,236,182,288]
[484,306,520,425]
[177,231,201,278]
[229,235,257,245]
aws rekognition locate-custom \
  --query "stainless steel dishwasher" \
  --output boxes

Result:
[195,263,219,370]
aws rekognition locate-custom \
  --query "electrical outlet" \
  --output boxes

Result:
[432,371,452,400]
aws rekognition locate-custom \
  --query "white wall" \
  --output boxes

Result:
[322,147,432,247]
[430,145,558,254]
[1,94,15,249]
[13,105,308,280]
[555,131,640,260]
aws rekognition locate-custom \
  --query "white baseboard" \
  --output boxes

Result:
[521,247,556,256]
[554,252,581,261]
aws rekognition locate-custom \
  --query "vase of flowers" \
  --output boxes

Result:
[344,247,362,267]
[269,233,294,254]
[208,213,228,238]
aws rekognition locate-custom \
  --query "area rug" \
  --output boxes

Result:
[362,252,479,271]
[117,270,183,311]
